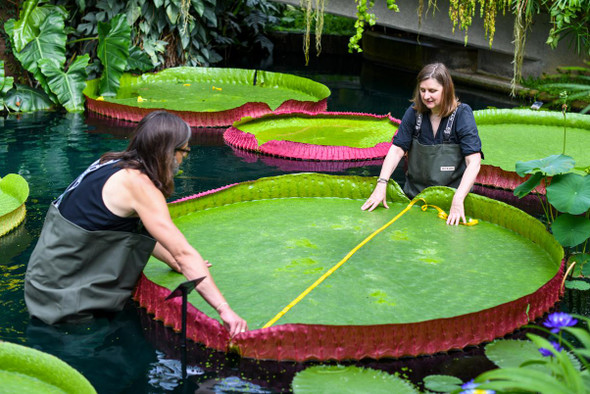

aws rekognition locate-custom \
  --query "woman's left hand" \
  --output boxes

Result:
[447,198,466,226]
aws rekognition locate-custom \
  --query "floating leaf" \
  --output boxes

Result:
[515,154,575,177]
[485,339,550,372]
[565,280,590,290]
[551,214,590,247]
[547,173,590,215]
[292,365,419,394]
[422,374,463,392]
[0,341,96,393]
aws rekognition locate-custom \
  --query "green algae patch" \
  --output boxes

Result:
[83,67,330,112]
[235,114,397,147]
[0,341,96,394]
[143,174,561,330]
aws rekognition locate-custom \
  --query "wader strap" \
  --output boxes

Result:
[54,159,118,207]
[414,113,422,137]
[414,106,460,142]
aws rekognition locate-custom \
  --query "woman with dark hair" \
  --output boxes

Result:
[25,111,248,336]
[361,63,483,225]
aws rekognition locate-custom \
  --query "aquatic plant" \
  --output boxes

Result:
[291,365,419,393]
[513,154,590,290]
[3,0,130,112]
[472,312,590,393]
[0,340,96,393]
[423,312,590,394]
[0,173,29,237]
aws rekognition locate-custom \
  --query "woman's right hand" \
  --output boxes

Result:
[361,183,389,211]
[217,304,248,337]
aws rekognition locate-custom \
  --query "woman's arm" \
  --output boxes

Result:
[361,144,405,212]
[127,173,248,336]
[446,152,481,225]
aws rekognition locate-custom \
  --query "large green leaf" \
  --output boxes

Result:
[97,14,131,96]
[551,214,590,247]
[126,47,153,72]
[291,365,419,394]
[0,341,96,394]
[476,367,575,394]
[513,172,544,198]
[515,154,576,177]
[4,84,54,112]
[0,60,14,107]
[10,12,67,98]
[422,374,463,392]
[38,55,89,113]
[485,339,552,373]
[547,173,590,215]
[0,174,29,216]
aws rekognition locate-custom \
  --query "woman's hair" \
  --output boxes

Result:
[101,110,191,197]
[411,63,459,117]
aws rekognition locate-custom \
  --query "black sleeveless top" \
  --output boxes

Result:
[59,162,141,232]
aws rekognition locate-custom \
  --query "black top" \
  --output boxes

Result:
[393,104,484,158]
[59,163,140,232]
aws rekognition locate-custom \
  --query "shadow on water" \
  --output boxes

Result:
[0,61,584,393]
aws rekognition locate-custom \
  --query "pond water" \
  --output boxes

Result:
[0,64,585,393]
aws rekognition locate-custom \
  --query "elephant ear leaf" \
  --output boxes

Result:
[38,55,90,113]
[4,84,55,112]
[97,14,131,96]
[0,60,15,107]
[8,12,66,100]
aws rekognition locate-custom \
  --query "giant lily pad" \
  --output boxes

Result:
[0,341,96,393]
[84,67,331,127]
[134,173,563,361]
[0,173,29,237]
[224,111,400,160]
[474,109,590,191]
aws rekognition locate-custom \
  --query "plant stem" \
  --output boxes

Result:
[67,37,98,45]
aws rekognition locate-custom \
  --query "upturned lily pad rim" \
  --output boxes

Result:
[474,109,590,191]
[83,67,331,127]
[224,111,400,161]
[0,341,96,394]
[134,173,564,361]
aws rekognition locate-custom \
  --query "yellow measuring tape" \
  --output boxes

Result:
[262,198,477,328]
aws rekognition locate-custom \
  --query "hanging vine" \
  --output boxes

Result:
[302,0,326,65]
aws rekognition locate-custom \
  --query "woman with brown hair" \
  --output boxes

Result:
[361,63,483,225]
[25,111,247,336]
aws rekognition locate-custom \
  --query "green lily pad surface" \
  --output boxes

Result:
[144,174,561,330]
[84,67,330,112]
[292,365,419,394]
[0,341,96,394]
[235,114,397,147]
[475,109,590,174]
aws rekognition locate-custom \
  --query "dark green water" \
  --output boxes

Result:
[0,68,577,393]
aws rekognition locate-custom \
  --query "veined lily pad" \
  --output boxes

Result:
[0,341,96,393]
[224,111,400,160]
[134,173,563,361]
[474,109,590,191]
[0,173,29,237]
[83,67,331,127]
[291,365,419,394]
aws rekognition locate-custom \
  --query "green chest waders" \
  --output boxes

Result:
[25,160,156,325]
[403,108,466,199]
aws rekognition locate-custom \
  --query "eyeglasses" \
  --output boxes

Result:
[176,147,191,156]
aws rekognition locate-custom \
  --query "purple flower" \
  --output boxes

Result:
[543,312,578,333]
[539,341,563,357]
[461,379,495,394]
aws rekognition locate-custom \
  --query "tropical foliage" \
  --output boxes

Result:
[0,61,15,110]
[422,312,590,394]
[513,153,590,291]
[2,0,282,113]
